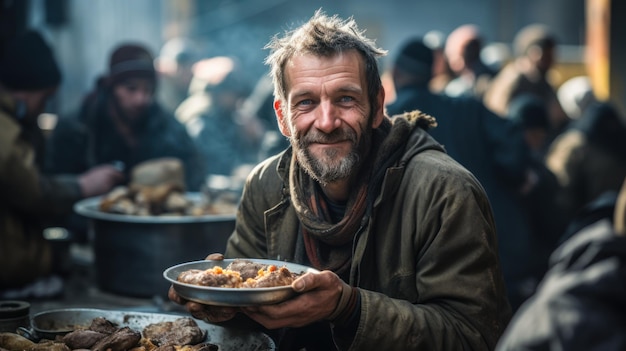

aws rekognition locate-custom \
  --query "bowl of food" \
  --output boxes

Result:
[164,259,319,306]
[74,192,237,298]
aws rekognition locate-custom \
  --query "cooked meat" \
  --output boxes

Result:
[179,260,302,289]
[143,317,206,347]
[243,266,295,288]
[177,268,242,288]
[91,327,141,351]
[0,332,35,350]
[88,316,119,334]
[62,329,107,349]
[225,259,267,280]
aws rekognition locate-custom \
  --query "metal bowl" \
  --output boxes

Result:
[74,193,236,298]
[164,259,319,306]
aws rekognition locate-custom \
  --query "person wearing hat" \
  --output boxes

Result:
[45,42,206,193]
[483,24,569,140]
[386,37,542,311]
[0,30,124,296]
[43,42,206,245]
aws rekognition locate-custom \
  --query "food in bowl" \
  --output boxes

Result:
[177,259,301,288]
[98,185,236,216]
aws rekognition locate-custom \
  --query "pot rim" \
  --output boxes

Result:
[74,192,236,224]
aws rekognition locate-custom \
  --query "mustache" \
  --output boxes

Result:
[299,128,357,145]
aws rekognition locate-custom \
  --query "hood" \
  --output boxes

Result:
[390,109,445,165]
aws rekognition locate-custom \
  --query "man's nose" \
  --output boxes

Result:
[316,100,341,133]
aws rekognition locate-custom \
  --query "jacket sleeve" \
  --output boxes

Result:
[224,157,281,258]
[338,154,512,350]
[0,123,82,215]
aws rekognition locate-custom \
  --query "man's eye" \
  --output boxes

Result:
[297,99,313,106]
[339,96,355,103]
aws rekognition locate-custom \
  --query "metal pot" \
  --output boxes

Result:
[74,193,236,298]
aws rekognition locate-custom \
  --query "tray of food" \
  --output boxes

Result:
[164,259,320,307]
[4,308,275,351]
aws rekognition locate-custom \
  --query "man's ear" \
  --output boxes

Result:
[274,99,291,137]
[372,88,386,128]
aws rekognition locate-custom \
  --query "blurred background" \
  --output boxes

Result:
[1,0,623,119]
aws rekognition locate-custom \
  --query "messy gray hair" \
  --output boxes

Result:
[264,9,387,113]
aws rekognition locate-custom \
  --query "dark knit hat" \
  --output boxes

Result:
[0,30,62,91]
[108,43,156,86]
[394,37,434,79]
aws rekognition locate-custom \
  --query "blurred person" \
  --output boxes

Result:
[170,11,511,350]
[236,74,290,161]
[545,102,626,225]
[386,37,538,311]
[44,43,205,243]
[443,24,496,99]
[496,177,626,351]
[0,30,123,296]
[483,24,569,138]
[176,56,261,176]
[508,94,568,281]
[557,75,597,120]
[154,37,201,114]
[45,43,205,191]
[423,29,454,94]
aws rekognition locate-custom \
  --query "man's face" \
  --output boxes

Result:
[112,77,155,121]
[275,50,384,183]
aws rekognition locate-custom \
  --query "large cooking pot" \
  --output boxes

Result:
[74,193,236,297]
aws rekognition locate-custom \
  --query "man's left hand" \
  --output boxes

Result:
[241,270,348,329]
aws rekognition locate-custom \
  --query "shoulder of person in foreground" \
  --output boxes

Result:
[496,181,626,351]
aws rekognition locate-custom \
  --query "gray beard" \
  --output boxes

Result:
[291,122,372,185]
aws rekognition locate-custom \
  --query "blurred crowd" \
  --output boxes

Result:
[1,17,626,346]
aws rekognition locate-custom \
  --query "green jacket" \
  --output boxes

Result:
[226,119,511,350]
[0,92,81,288]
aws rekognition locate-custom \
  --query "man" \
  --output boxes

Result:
[170,11,510,350]
[546,102,626,226]
[0,30,123,293]
[483,24,569,138]
[45,43,206,191]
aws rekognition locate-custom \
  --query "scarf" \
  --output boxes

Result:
[289,112,435,275]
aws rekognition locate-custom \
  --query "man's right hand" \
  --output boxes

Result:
[168,252,239,323]
[168,285,239,323]
[78,164,124,197]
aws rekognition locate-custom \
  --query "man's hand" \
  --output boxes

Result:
[167,252,239,323]
[78,164,124,197]
[167,285,239,323]
[241,270,352,329]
